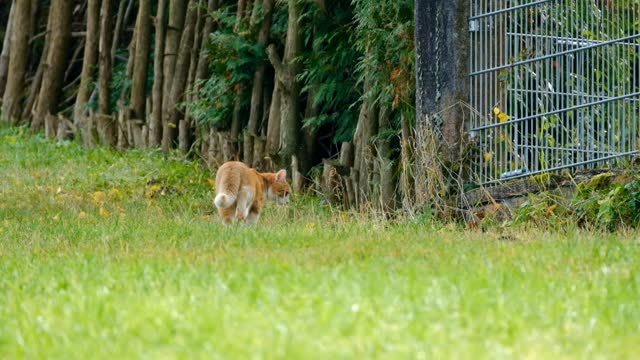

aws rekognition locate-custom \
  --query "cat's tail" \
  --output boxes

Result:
[214,192,236,209]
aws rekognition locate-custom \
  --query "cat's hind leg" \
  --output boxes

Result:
[235,186,254,221]
[218,206,236,225]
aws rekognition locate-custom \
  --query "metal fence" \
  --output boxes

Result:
[468,0,640,185]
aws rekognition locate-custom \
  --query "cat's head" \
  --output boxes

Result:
[265,169,291,205]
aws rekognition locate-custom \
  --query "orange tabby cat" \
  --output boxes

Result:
[214,161,291,225]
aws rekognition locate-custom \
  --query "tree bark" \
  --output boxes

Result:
[21,3,52,123]
[415,0,470,164]
[230,0,254,162]
[0,1,15,99]
[352,78,377,205]
[74,0,101,146]
[163,0,196,151]
[32,0,73,136]
[180,0,206,155]
[1,0,31,124]
[298,0,325,175]
[130,0,152,147]
[266,0,303,168]
[161,0,188,151]
[98,0,116,146]
[193,0,219,159]
[112,0,135,59]
[265,79,282,160]
[377,106,396,212]
[400,111,414,212]
[150,0,168,147]
[245,0,275,164]
[195,0,218,82]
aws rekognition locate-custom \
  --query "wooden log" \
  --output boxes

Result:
[252,135,266,170]
[292,155,303,193]
[340,142,354,167]
[243,130,253,166]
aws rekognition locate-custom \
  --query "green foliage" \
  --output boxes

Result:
[298,1,361,143]
[190,6,264,128]
[353,0,415,114]
[513,171,640,231]
[189,0,416,147]
[574,175,640,231]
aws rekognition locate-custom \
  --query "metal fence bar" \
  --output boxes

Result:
[470,91,640,132]
[469,33,640,77]
[468,0,552,21]
[468,0,640,185]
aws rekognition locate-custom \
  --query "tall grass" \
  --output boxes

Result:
[1,125,639,359]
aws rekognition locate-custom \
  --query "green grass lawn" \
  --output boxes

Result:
[1,126,639,359]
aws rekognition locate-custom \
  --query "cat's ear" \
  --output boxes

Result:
[275,169,287,183]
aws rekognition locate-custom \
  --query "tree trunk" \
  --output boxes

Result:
[195,0,218,82]
[21,5,51,122]
[161,0,188,151]
[400,111,414,212]
[415,0,470,164]
[130,0,152,147]
[299,0,326,176]
[180,0,205,155]
[33,0,73,136]
[231,0,254,162]
[351,77,377,206]
[377,106,396,212]
[265,79,282,161]
[112,0,135,59]
[74,0,101,146]
[1,0,31,124]
[163,0,197,152]
[149,0,168,147]
[245,0,275,164]
[192,0,219,159]
[98,0,116,146]
[266,0,303,168]
[0,1,15,98]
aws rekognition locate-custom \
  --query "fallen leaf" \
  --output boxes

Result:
[498,112,511,123]
[99,206,110,218]
[93,191,107,204]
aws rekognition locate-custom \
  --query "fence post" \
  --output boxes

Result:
[415,0,470,165]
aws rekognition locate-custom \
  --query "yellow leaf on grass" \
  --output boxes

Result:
[207,178,215,187]
[99,206,110,218]
[108,188,123,200]
[78,211,88,219]
[93,191,107,203]
[546,204,558,216]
